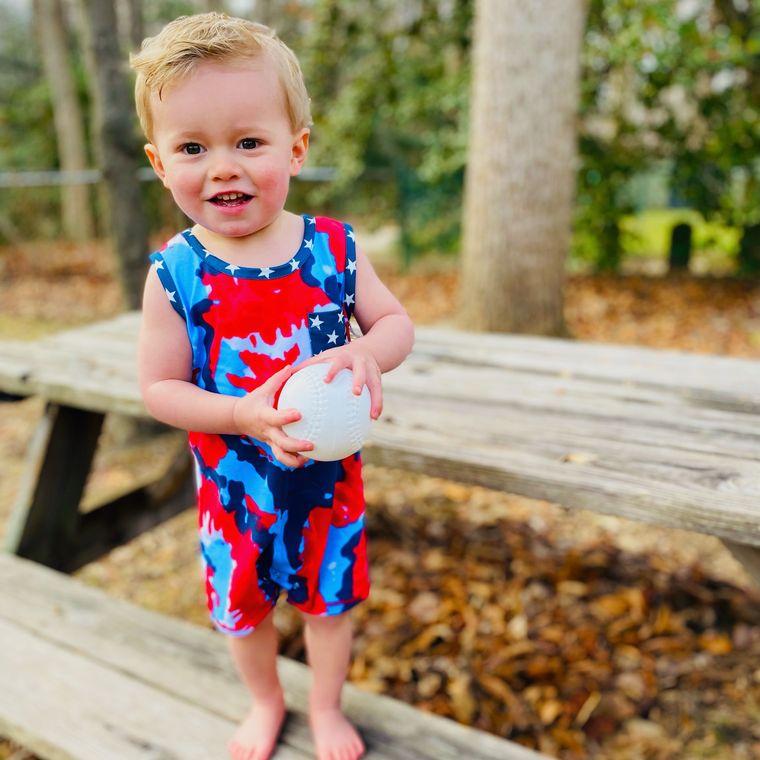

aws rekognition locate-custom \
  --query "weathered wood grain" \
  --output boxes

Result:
[0,616,240,760]
[414,327,760,410]
[1,312,758,550]
[0,553,548,760]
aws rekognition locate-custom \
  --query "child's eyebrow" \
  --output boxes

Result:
[163,128,203,141]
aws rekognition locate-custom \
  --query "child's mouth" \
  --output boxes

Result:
[210,192,252,207]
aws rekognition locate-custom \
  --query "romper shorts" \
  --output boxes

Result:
[193,432,370,637]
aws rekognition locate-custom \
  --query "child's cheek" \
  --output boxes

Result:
[167,168,203,213]
[258,163,291,194]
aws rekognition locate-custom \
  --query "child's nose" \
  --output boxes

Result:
[209,152,242,181]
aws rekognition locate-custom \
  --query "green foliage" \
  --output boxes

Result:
[297,0,473,262]
[0,5,61,240]
[663,1,760,232]
[3,0,759,275]
[578,0,760,271]
[0,7,54,171]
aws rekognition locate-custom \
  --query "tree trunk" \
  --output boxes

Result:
[119,0,144,53]
[34,0,94,242]
[78,0,149,309]
[459,0,586,335]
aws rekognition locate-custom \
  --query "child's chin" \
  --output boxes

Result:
[209,221,264,238]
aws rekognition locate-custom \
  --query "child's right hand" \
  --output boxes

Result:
[231,365,314,468]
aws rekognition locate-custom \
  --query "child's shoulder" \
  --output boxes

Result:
[309,215,356,260]
[311,214,351,233]
[149,230,193,264]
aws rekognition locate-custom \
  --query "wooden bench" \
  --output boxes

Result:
[1,310,759,758]
[0,552,544,760]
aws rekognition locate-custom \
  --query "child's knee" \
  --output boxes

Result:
[301,610,352,632]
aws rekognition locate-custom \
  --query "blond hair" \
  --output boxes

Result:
[130,13,312,141]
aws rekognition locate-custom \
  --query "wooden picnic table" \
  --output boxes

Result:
[1,310,759,578]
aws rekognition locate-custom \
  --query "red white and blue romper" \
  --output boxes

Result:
[150,215,369,636]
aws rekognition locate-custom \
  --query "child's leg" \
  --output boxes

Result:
[226,610,286,760]
[302,611,365,760]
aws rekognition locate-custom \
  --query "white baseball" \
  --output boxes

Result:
[278,363,372,461]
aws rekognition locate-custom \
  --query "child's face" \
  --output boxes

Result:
[144,58,309,241]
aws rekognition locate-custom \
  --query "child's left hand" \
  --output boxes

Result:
[297,340,383,420]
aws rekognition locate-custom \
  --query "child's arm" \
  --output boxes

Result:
[299,246,415,419]
[138,268,313,467]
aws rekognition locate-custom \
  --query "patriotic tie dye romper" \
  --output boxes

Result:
[150,215,370,636]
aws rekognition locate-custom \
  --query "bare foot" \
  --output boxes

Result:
[309,706,365,760]
[228,692,286,760]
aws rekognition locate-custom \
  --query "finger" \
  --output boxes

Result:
[351,363,366,396]
[272,444,307,469]
[296,353,336,373]
[323,359,348,384]
[269,406,302,425]
[295,355,322,371]
[366,375,383,419]
[262,364,294,392]
[272,428,313,453]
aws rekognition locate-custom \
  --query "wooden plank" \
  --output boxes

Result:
[364,429,760,548]
[3,314,760,413]
[0,338,144,416]
[1,314,758,417]
[0,553,549,760]
[5,418,193,572]
[394,363,756,417]
[4,403,104,569]
[383,361,760,448]
[69,310,760,404]
[379,386,759,466]
[415,327,760,409]
[0,616,244,760]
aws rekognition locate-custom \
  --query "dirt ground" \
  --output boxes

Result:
[1,238,760,759]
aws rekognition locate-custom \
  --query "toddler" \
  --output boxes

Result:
[131,13,414,760]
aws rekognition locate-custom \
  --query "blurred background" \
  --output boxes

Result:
[1,0,759,280]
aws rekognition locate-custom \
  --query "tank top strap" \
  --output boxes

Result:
[343,222,357,323]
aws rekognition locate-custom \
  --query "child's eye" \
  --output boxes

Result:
[181,143,203,155]
[239,138,259,150]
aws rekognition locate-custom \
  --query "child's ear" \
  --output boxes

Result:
[289,129,310,176]
[144,144,169,187]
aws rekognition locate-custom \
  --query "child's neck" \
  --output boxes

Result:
[192,211,304,269]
